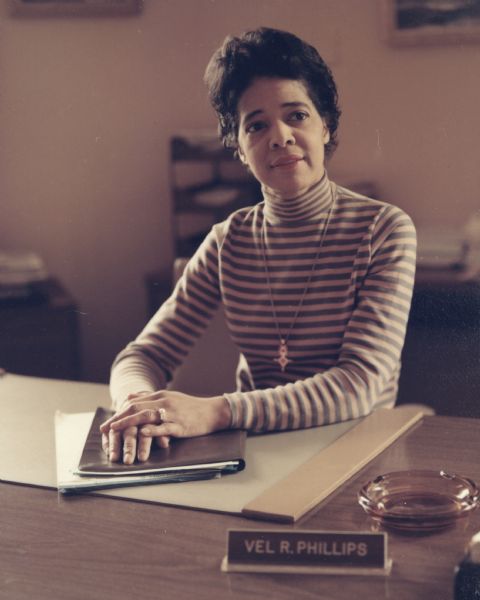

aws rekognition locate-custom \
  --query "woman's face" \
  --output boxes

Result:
[236,77,330,199]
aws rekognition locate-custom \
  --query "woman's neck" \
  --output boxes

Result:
[262,173,333,224]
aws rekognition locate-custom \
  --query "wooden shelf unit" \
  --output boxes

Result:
[170,132,261,257]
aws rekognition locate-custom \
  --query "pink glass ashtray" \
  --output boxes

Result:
[358,470,479,531]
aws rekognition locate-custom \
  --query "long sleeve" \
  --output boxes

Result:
[109,229,223,407]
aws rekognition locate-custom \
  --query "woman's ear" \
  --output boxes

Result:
[237,145,247,166]
[322,125,330,145]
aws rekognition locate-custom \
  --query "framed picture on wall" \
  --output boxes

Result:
[10,0,142,17]
[383,0,480,46]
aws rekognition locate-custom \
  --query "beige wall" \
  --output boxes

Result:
[1,0,479,382]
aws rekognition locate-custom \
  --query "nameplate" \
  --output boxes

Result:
[221,529,392,575]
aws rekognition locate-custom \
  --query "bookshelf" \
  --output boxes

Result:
[170,132,261,257]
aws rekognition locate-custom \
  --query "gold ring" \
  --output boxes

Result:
[157,407,166,423]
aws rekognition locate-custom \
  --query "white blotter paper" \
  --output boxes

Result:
[0,373,109,488]
[54,410,358,514]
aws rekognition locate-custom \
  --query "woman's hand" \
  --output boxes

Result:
[99,390,232,464]
[101,391,155,464]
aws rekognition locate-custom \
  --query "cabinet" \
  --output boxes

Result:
[170,132,261,257]
[0,278,81,380]
[397,267,480,417]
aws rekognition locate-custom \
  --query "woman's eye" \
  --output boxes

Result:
[289,111,309,121]
[245,121,265,134]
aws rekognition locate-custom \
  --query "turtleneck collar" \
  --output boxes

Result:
[262,172,333,224]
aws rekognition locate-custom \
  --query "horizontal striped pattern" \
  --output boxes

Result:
[110,174,417,432]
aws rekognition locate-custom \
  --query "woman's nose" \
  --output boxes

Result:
[269,122,295,149]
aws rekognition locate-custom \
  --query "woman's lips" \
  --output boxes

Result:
[271,155,304,168]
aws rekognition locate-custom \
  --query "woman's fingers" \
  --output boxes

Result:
[108,428,123,461]
[103,402,168,463]
[100,405,136,432]
[100,412,124,433]
[109,407,163,432]
[101,432,110,456]
[140,422,182,439]
[155,435,171,449]
[127,391,152,400]
[99,392,153,433]
[122,426,138,465]
[137,432,153,462]
[105,425,155,463]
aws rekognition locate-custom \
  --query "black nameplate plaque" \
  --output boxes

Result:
[221,529,391,575]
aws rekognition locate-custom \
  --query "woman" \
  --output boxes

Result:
[100,27,416,464]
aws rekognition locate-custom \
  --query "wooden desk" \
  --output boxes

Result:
[2,415,479,600]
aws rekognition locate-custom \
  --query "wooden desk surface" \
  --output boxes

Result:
[2,415,479,600]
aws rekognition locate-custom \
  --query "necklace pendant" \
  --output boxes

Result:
[275,339,291,372]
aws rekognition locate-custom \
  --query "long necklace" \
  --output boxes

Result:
[260,195,335,372]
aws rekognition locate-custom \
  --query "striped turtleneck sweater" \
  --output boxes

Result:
[110,174,417,432]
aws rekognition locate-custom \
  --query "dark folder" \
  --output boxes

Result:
[62,407,246,494]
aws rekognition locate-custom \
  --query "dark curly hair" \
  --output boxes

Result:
[204,27,341,158]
